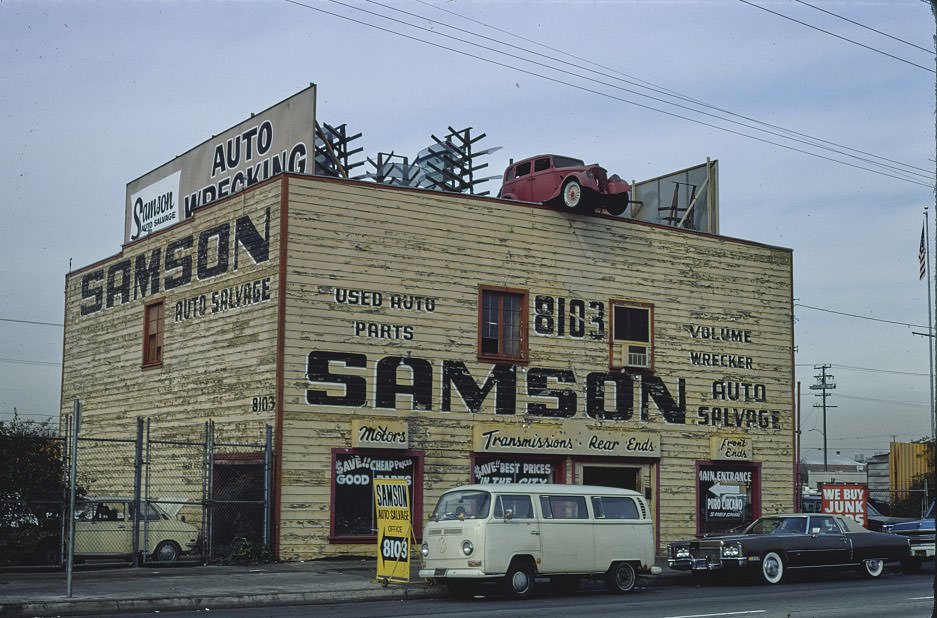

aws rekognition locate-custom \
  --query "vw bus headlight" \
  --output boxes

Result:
[461,540,474,556]
[421,542,429,557]
[721,543,741,558]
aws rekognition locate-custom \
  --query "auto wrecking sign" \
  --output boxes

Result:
[124,85,316,243]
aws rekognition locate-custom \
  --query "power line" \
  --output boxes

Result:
[739,0,935,73]
[836,393,928,408]
[285,0,934,187]
[792,0,933,55]
[795,303,928,328]
[0,357,61,368]
[413,0,933,182]
[0,317,63,328]
[795,363,929,377]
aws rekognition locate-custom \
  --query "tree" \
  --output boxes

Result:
[0,411,71,522]
[0,411,78,564]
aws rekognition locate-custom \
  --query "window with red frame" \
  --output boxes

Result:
[331,450,423,541]
[143,300,164,367]
[478,286,528,362]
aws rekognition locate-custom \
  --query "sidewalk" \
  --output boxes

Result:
[0,557,682,617]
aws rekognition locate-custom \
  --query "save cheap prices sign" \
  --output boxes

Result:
[821,483,867,527]
[374,478,412,583]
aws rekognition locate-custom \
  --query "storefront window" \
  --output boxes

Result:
[331,450,422,541]
[697,461,760,536]
[472,455,560,484]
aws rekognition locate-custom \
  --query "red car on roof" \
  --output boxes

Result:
[497,154,631,215]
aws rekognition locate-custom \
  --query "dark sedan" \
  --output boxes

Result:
[668,513,910,584]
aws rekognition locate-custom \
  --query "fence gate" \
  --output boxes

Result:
[0,418,272,570]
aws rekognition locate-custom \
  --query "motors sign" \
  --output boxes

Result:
[124,85,316,243]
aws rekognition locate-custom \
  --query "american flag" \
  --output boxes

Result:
[921,224,927,280]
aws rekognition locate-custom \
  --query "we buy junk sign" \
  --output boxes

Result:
[821,483,868,527]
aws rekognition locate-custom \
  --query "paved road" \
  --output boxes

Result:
[96,567,935,618]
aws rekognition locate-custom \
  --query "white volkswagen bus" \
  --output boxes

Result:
[418,484,660,598]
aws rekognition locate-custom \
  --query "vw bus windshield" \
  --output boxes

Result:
[431,490,492,521]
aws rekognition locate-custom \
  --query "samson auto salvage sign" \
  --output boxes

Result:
[124,85,316,243]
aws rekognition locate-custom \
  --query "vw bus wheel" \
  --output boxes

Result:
[503,559,535,599]
[561,178,582,209]
[761,551,784,584]
[861,558,884,578]
[153,540,181,562]
[606,561,637,593]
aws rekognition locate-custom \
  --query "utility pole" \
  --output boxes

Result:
[809,364,836,471]
[927,5,937,615]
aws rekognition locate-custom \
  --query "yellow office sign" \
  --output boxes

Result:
[374,478,411,583]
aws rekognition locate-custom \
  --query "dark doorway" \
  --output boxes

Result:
[582,466,638,490]
[212,454,265,559]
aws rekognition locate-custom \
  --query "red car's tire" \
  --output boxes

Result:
[561,178,582,209]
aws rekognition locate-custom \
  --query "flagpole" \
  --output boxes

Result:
[927,208,935,441]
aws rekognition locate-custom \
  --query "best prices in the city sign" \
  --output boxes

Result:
[821,483,867,527]
[374,478,411,583]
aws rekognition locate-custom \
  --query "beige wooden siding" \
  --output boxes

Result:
[279,176,793,559]
[61,185,282,491]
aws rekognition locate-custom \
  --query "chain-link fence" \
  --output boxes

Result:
[0,418,272,570]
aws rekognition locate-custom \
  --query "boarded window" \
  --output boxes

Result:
[330,450,423,540]
[143,300,164,367]
[613,305,649,343]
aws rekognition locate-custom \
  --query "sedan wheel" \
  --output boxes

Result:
[561,178,582,209]
[862,558,884,578]
[761,551,785,584]
[153,540,181,562]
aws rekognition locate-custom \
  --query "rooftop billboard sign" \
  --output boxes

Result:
[630,159,718,235]
[124,84,317,243]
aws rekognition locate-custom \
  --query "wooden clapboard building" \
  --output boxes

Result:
[62,171,794,560]
[61,85,793,560]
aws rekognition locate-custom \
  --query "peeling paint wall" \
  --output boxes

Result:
[279,176,793,558]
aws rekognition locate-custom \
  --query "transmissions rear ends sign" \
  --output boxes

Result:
[124,85,316,243]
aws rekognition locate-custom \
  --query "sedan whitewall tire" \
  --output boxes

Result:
[761,551,785,584]
[862,558,884,578]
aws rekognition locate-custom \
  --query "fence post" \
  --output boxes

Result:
[264,424,273,549]
[66,399,81,597]
[206,420,215,562]
[131,417,144,566]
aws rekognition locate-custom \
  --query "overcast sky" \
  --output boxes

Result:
[1,0,934,460]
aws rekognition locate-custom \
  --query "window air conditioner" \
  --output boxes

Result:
[615,342,650,369]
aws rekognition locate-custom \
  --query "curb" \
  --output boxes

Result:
[1,585,445,617]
